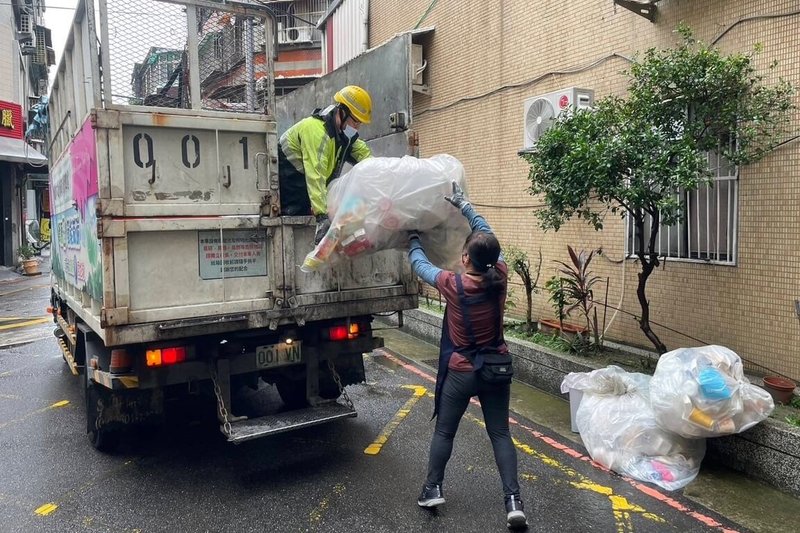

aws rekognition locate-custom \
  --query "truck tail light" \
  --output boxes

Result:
[146,346,187,367]
[327,323,360,341]
[329,325,347,341]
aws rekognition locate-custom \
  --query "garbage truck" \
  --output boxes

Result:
[47,0,420,450]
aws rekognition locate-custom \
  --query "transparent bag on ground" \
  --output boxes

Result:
[649,345,775,438]
[301,155,471,272]
[562,366,705,491]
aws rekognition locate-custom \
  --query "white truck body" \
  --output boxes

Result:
[48,0,419,448]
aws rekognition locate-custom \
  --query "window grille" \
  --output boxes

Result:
[626,151,738,265]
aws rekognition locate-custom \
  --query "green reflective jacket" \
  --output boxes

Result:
[279,110,371,215]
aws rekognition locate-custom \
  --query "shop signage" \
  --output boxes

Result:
[0,100,23,140]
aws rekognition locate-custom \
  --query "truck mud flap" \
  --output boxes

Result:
[224,402,356,444]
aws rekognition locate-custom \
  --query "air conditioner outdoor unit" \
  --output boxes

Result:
[20,43,38,56]
[522,87,594,150]
[17,13,33,33]
[279,25,313,44]
[16,30,35,47]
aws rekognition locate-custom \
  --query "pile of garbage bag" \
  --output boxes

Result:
[562,366,705,491]
[561,345,774,491]
[650,345,775,438]
[301,155,471,272]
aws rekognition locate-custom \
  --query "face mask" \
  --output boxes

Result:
[343,125,358,139]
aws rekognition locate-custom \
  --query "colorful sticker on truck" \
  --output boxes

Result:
[50,118,103,303]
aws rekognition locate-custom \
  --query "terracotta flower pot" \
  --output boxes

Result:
[762,376,796,405]
[538,318,588,342]
[22,259,39,276]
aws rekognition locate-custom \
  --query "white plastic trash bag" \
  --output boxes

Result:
[301,155,471,272]
[649,345,774,438]
[562,366,705,491]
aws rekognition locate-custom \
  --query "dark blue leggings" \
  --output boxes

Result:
[426,369,520,496]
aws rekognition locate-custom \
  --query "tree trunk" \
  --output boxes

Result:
[636,263,667,354]
[634,209,667,355]
[525,289,533,330]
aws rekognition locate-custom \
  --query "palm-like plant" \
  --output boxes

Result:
[555,246,602,346]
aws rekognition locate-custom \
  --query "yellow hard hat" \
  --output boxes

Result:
[334,85,372,124]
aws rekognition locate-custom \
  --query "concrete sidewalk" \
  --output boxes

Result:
[378,324,800,533]
[0,252,51,284]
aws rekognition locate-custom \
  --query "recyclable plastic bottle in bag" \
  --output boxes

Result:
[562,366,705,491]
[301,155,471,272]
[649,346,774,438]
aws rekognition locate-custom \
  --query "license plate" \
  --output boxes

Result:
[255,341,302,368]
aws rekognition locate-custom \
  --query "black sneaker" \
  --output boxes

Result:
[417,484,445,508]
[505,494,528,530]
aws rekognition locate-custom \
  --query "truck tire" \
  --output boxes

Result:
[88,424,122,453]
[86,382,122,453]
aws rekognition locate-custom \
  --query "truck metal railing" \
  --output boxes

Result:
[103,0,277,113]
[49,0,278,160]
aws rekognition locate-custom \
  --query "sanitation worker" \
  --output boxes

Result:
[278,85,373,244]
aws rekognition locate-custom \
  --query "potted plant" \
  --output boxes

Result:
[17,244,39,276]
[555,246,602,347]
[762,376,796,405]
[541,275,588,341]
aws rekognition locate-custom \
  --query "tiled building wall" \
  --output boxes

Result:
[369,0,800,379]
[0,7,17,101]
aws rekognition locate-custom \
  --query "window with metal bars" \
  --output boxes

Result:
[625,151,738,265]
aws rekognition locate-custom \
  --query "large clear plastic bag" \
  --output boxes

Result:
[301,155,471,272]
[562,366,705,491]
[649,345,775,438]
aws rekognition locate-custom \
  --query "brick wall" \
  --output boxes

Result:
[369,0,800,379]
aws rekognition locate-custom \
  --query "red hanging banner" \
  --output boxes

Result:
[0,100,24,140]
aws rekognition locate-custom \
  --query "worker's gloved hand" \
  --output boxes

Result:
[444,181,470,211]
[314,214,331,245]
[407,231,422,252]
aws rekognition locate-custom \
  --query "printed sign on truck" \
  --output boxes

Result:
[50,118,103,302]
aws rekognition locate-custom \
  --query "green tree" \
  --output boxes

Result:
[521,26,794,354]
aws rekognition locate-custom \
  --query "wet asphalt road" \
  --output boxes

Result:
[0,279,750,532]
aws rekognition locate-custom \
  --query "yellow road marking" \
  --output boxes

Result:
[34,460,136,524]
[0,317,29,321]
[364,385,426,455]
[34,503,58,516]
[0,399,71,430]
[309,483,345,524]
[0,317,50,330]
[0,284,50,297]
[465,413,665,532]
[0,371,11,377]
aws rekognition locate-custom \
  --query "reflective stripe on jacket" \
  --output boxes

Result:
[278,109,371,215]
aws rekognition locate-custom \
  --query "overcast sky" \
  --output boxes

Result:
[45,0,79,83]
[45,0,188,99]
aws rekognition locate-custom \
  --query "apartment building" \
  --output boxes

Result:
[0,0,52,266]
[325,0,800,380]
